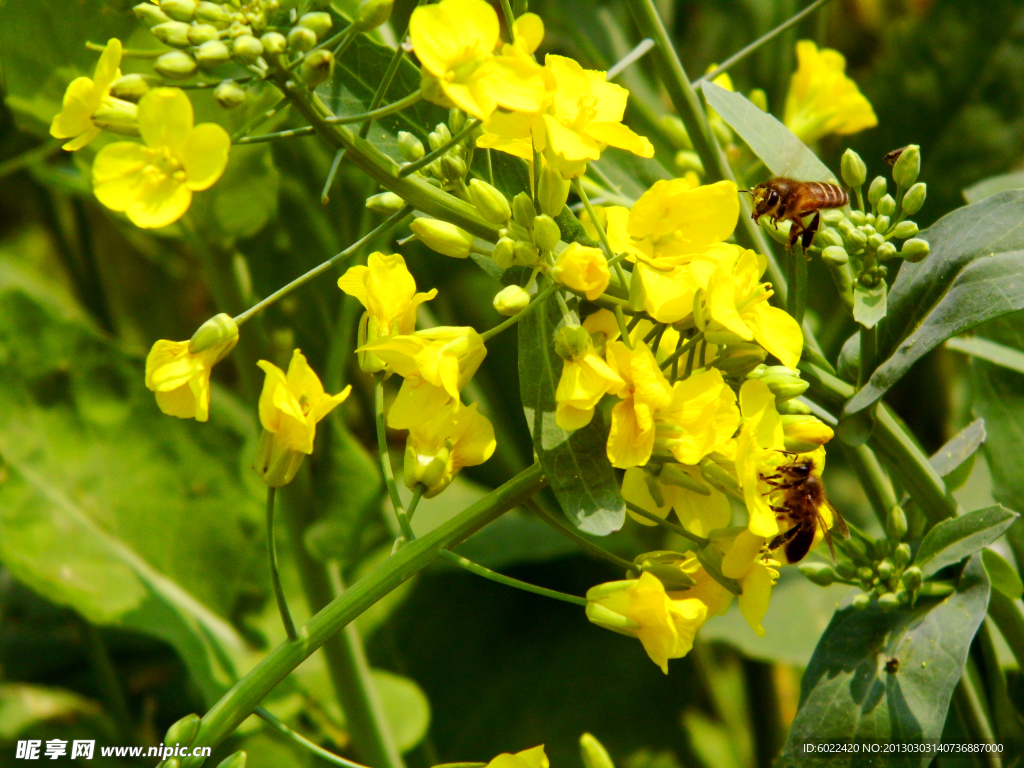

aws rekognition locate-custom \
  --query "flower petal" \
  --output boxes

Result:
[139,87,193,155]
[182,122,230,191]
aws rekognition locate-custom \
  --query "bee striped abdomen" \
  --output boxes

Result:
[804,182,848,211]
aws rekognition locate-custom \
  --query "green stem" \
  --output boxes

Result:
[527,499,640,575]
[573,179,616,261]
[267,487,298,641]
[321,149,346,204]
[838,443,894,530]
[374,373,413,540]
[498,0,516,40]
[624,502,709,547]
[256,707,368,768]
[615,306,633,349]
[407,485,424,524]
[441,550,587,606]
[789,250,807,324]
[480,280,560,342]
[0,140,62,179]
[233,205,413,326]
[236,125,316,145]
[326,91,423,125]
[83,622,134,744]
[177,76,254,90]
[659,332,704,371]
[398,119,482,178]
[232,96,289,142]
[858,324,877,389]
[954,671,1002,768]
[181,464,546,766]
[988,589,1024,670]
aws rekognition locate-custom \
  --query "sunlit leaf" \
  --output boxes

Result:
[914,504,1017,578]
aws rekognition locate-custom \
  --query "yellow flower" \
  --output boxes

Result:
[720,529,780,637]
[605,340,674,469]
[704,247,803,368]
[552,242,609,300]
[555,313,624,431]
[782,414,834,453]
[254,349,351,487]
[404,400,496,497]
[144,313,238,422]
[655,368,740,465]
[621,465,730,537]
[409,0,546,121]
[783,40,877,144]
[483,746,549,768]
[734,379,786,538]
[92,88,230,229]
[361,326,487,429]
[50,39,134,151]
[586,572,707,673]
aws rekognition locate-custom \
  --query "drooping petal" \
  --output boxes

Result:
[93,38,123,92]
[737,562,775,637]
[585,121,654,158]
[621,466,675,526]
[747,304,803,369]
[182,122,231,191]
[388,378,453,429]
[50,77,98,142]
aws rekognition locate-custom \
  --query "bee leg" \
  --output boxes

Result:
[800,212,820,250]
[786,220,802,250]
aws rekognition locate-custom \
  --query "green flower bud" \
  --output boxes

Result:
[493,285,531,316]
[848,210,867,226]
[877,194,896,217]
[397,132,425,162]
[232,35,264,65]
[366,191,406,215]
[776,398,812,415]
[448,107,466,135]
[440,154,467,182]
[357,313,386,373]
[532,214,561,252]
[512,192,536,230]
[835,561,857,580]
[404,436,450,493]
[154,50,198,79]
[885,505,908,541]
[468,179,510,225]
[492,237,516,269]
[214,80,247,109]
[901,182,927,215]
[195,40,232,69]
[878,592,899,611]
[862,217,876,231]
[580,733,616,768]
[658,464,711,495]
[188,23,220,44]
[165,714,201,747]
[300,49,334,87]
[91,100,140,135]
[160,0,197,22]
[845,228,867,250]
[189,313,239,355]
[800,562,837,586]
[867,232,885,251]
[354,0,394,31]
[110,73,160,102]
[514,240,539,267]
[298,11,332,39]
[195,1,232,24]
[134,3,170,26]
[228,22,252,39]
[216,752,247,768]
[758,369,808,402]
[876,241,897,261]
[903,566,923,592]
[814,227,844,249]
[639,561,697,590]
[554,325,593,362]
[895,588,909,605]
[673,150,704,175]
[894,542,911,568]
[821,245,849,266]
[428,123,451,150]
[841,148,867,188]
[410,218,474,258]
[892,220,918,239]
[538,164,570,217]
[851,593,870,610]
[151,21,193,48]
[892,144,920,188]
[874,214,890,233]
[287,25,317,52]
[868,176,887,207]
[877,558,894,581]
[260,31,287,54]
[900,238,930,263]
[712,342,766,376]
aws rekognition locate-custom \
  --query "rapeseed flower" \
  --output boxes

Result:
[555,313,624,431]
[621,465,730,537]
[50,39,134,151]
[734,379,786,538]
[551,242,609,300]
[404,400,496,497]
[655,368,739,466]
[604,340,673,468]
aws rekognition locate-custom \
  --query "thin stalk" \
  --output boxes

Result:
[233,205,413,326]
[441,550,587,606]
[858,324,877,389]
[374,374,414,540]
[257,707,368,768]
[660,332,704,370]
[177,76,254,90]
[954,672,1002,768]
[693,0,836,86]
[232,96,289,142]
[792,250,808,324]
[333,31,357,61]
[326,91,423,125]
[573,178,616,262]
[615,306,633,348]
[321,149,346,204]
[236,125,316,144]
[607,38,656,80]
[181,463,547,765]
[527,499,640,575]
[838,443,894,530]
[407,486,424,524]
[83,623,134,744]
[480,280,560,342]
[498,0,516,41]
[0,140,62,179]
[266,487,298,641]
[554,290,575,323]
[398,119,482,177]
[625,502,709,547]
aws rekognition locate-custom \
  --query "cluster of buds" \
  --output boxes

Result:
[396,109,478,188]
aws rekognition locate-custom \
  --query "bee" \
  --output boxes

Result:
[885,657,900,674]
[883,146,909,165]
[744,178,849,250]
[761,454,850,564]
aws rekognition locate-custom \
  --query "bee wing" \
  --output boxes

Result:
[824,499,850,539]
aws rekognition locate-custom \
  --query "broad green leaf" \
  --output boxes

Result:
[700,81,834,182]
[914,504,1017,577]
[519,295,625,536]
[853,281,886,329]
[778,556,990,768]
[928,418,986,478]
[844,190,1024,419]
[982,548,1023,600]
[963,170,1024,205]
[947,335,1024,376]
[373,669,431,752]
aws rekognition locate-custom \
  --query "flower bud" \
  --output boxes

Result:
[214,80,247,109]
[410,218,474,258]
[232,35,264,65]
[885,504,908,541]
[514,241,539,267]
[538,163,570,217]
[188,313,239,356]
[298,11,333,39]
[711,342,766,376]
[493,285,531,316]
[468,179,511,225]
[512,192,536,230]
[878,195,897,218]
[799,562,836,586]
[901,182,927,215]
[874,214,891,233]
[228,21,252,39]
[658,464,711,495]
[867,233,885,251]
[428,123,451,150]
[844,228,867,251]
[892,144,920,188]
[397,131,425,162]
[877,558,894,581]
[704,329,747,346]
[891,221,918,240]
[674,150,704,174]
[110,73,160,102]
[134,3,170,26]
[857,566,874,582]
[195,1,231,24]
[776,398,811,415]
[254,428,306,487]
[404,437,450,493]
[851,593,870,610]
[836,561,857,580]
[354,0,394,31]
[300,49,334,87]
[288,25,317,52]
[580,734,615,768]
[868,176,887,207]
[491,237,516,269]
[216,752,247,768]
[188,23,220,44]
[91,100,141,135]
[814,227,843,249]
[160,0,197,22]
[448,108,465,135]
[357,313,386,373]
[554,325,593,362]
[821,245,849,266]
[903,566,923,591]
[639,561,697,590]
[848,210,866,226]
[758,367,808,402]
[155,50,198,79]
[841,148,867,188]
[532,214,561,252]
[151,21,192,48]
[440,154,467,182]
[894,542,911,568]
[195,40,232,69]
[900,238,930,263]
[875,241,896,262]
[260,31,287,55]
[165,714,201,747]
[878,592,899,611]
[782,414,834,452]
[366,191,406,215]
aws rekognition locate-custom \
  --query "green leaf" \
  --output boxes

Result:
[373,669,431,753]
[928,418,986,478]
[844,190,1024,419]
[946,335,1024,376]
[853,281,887,329]
[982,548,1023,599]
[518,295,625,536]
[190,145,281,240]
[699,81,834,182]
[778,555,990,767]
[914,504,1018,578]
[0,683,112,742]
[963,170,1024,205]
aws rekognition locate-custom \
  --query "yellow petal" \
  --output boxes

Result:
[125,173,192,229]
[92,141,152,214]
[543,113,600,164]
[585,121,653,158]
[183,122,231,191]
[50,77,98,142]
[285,349,326,404]
[738,561,774,637]
[448,402,496,470]
[409,0,499,78]
[512,13,544,55]
[155,384,198,420]
[748,304,803,369]
[388,378,452,429]
[721,529,766,579]
[337,265,370,308]
[257,360,290,432]
[145,339,191,391]
[139,87,193,155]
[621,466,673,526]
[93,39,123,92]
[607,397,655,469]
[479,55,547,114]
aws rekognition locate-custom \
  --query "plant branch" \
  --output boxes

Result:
[527,499,640,574]
[398,119,482,178]
[374,373,415,541]
[266,487,298,641]
[326,91,423,125]
[625,501,709,547]
[256,707,373,768]
[441,550,588,606]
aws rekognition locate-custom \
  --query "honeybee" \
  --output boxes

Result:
[745,178,849,250]
[761,454,849,564]
[883,146,909,165]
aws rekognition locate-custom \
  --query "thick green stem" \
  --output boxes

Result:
[256,707,368,768]
[788,249,807,325]
[441,550,587,606]
[181,464,546,766]
[858,324,877,389]
[838,443,895,530]
[498,0,516,40]
[267,487,298,641]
